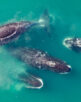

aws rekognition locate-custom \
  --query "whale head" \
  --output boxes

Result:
[45,59,72,74]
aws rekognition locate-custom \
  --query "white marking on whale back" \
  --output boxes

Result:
[46,61,56,67]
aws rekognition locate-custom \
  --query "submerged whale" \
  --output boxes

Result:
[63,37,81,52]
[11,47,71,74]
[0,21,36,45]
[19,72,43,89]
[0,10,50,45]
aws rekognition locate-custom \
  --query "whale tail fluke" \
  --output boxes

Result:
[38,9,51,37]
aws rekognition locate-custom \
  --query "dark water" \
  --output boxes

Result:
[0,0,81,102]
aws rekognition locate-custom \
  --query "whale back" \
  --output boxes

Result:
[0,23,17,38]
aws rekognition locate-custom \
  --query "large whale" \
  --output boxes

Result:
[11,47,71,74]
[0,10,50,45]
[63,37,81,52]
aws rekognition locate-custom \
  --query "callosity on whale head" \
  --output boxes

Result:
[19,72,43,89]
[11,47,72,74]
[63,37,81,52]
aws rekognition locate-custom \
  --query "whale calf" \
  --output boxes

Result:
[0,21,36,45]
[19,72,43,89]
[11,47,71,74]
[63,37,81,52]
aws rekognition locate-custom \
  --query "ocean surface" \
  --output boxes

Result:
[0,0,81,102]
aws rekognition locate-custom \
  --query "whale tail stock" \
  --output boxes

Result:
[38,9,51,37]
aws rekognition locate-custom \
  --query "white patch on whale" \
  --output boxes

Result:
[63,37,73,49]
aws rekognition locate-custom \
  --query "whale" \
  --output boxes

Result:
[0,10,51,45]
[63,37,81,52]
[11,47,71,74]
[19,72,43,89]
[0,21,36,45]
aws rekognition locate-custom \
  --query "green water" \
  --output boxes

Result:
[0,0,81,102]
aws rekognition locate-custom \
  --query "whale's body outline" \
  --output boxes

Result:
[10,47,71,74]
[0,21,36,45]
